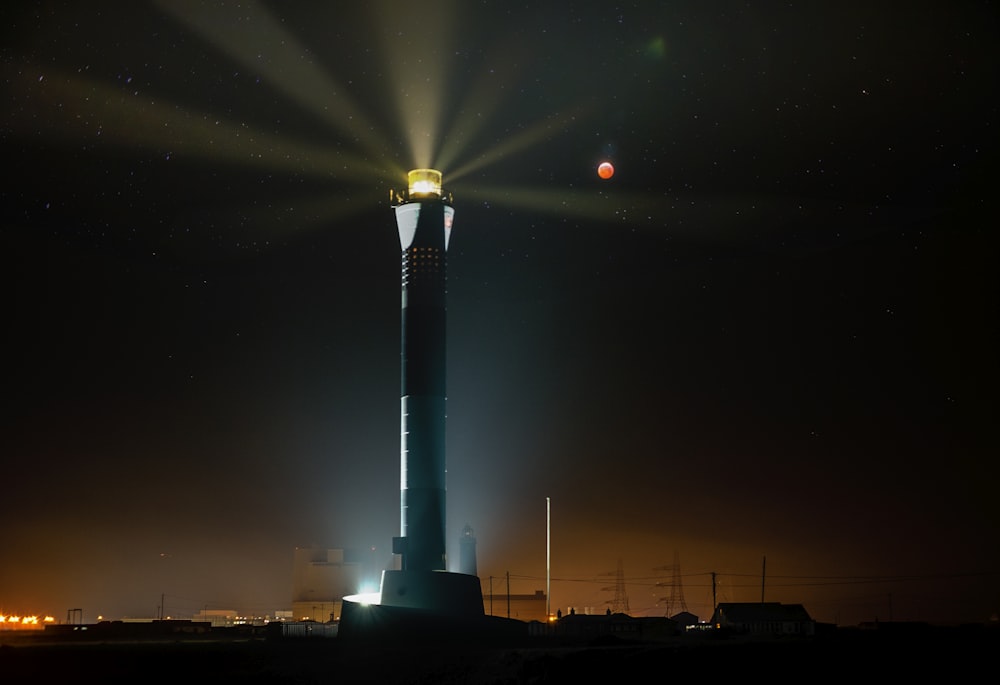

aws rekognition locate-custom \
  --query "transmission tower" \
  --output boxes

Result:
[602,559,630,615]
[654,550,689,618]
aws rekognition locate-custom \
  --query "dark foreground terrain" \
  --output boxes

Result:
[2,624,996,683]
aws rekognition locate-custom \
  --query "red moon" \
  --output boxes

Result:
[598,161,614,179]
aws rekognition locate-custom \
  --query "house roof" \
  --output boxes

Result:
[715,602,813,623]
[670,611,700,624]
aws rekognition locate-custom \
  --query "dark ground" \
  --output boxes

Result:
[1,624,996,683]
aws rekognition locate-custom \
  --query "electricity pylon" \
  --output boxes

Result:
[654,550,689,618]
[602,559,630,615]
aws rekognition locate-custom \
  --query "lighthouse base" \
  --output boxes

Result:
[339,570,527,643]
[377,569,483,616]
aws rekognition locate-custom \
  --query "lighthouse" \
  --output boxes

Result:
[339,170,484,628]
[390,168,453,573]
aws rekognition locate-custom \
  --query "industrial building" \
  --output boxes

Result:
[291,547,363,623]
[482,589,548,623]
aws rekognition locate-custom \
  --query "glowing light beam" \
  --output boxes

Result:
[432,27,533,174]
[446,105,591,186]
[6,67,405,185]
[369,0,458,170]
[153,0,393,162]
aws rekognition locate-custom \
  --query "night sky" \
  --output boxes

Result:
[3,2,998,627]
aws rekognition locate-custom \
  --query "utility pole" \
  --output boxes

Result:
[712,572,717,613]
[506,571,510,619]
[761,556,766,603]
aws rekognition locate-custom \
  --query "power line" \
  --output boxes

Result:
[505,569,1000,591]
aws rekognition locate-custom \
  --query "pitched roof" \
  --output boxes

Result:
[715,602,813,623]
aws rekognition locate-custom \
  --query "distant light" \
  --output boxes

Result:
[344,592,381,607]
[0,613,47,631]
[597,161,614,179]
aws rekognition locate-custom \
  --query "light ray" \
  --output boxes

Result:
[456,183,885,245]
[167,191,380,245]
[368,0,458,169]
[433,29,531,174]
[455,183,646,222]
[7,67,405,185]
[152,0,392,162]
[446,105,591,185]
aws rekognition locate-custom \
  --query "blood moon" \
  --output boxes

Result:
[597,161,615,179]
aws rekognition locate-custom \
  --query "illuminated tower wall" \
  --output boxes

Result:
[391,169,454,573]
[338,170,486,633]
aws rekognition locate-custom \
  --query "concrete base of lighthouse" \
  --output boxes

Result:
[338,570,526,643]
[377,569,483,616]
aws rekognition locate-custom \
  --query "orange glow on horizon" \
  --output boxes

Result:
[0,613,56,630]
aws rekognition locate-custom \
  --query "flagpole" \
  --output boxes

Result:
[546,496,551,619]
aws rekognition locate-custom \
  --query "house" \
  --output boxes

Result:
[554,611,678,641]
[710,602,815,637]
[670,610,700,629]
